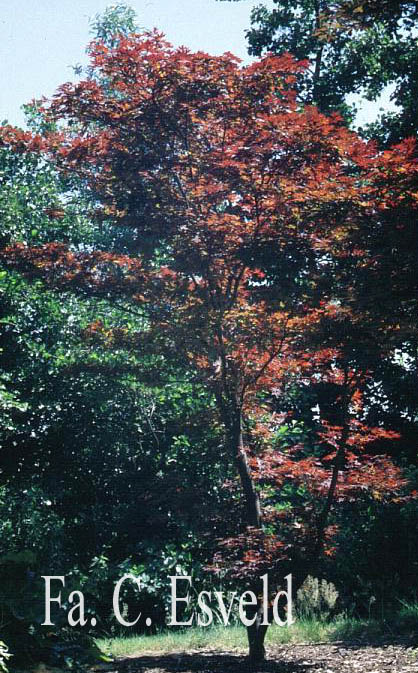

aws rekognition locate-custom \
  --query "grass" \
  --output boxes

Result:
[97,614,408,659]
[97,601,418,659]
[97,625,247,658]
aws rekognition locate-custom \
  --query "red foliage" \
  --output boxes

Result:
[1,31,416,583]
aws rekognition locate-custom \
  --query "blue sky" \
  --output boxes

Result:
[0,1,394,129]
[0,1,276,127]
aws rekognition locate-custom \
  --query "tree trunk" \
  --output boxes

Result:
[312,0,324,106]
[230,409,262,529]
[223,379,351,666]
[247,606,268,667]
[228,406,266,663]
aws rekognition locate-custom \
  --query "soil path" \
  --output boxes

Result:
[98,640,418,673]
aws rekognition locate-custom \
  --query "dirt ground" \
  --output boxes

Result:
[98,640,418,673]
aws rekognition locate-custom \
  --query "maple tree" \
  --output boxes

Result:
[1,31,416,663]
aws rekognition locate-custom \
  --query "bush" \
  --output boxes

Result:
[0,551,105,670]
[296,576,339,621]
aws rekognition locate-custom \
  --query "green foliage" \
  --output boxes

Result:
[0,366,27,436]
[0,132,232,660]
[396,600,418,633]
[90,3,138,46]
[0,144,95,247]
[296,576,339,621]
[221,0,418,143]
[0,551,107,669]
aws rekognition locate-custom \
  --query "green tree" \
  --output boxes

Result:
[219,0,418,144]
[0,134,232,662]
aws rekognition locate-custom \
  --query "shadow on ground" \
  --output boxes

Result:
[105,638,418,673]
[113,651,314,672]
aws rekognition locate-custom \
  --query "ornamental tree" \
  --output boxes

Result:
[1,31,416,664]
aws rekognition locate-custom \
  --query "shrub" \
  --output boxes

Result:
[296,576,339,621]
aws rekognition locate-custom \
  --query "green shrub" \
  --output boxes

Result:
[296,576,339,621]
[0,552,105,670]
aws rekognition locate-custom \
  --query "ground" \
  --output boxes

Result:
[93,640,418,672]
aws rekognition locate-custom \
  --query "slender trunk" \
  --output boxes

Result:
[230,409,262,529]
[314,428,347,560]
[314,377,350,564]
[312,44,324,104]
[248,609,268,667]
[312,0,324,106]
[228,406,266,664]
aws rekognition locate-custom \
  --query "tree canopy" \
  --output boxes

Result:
[219,0,418,144]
